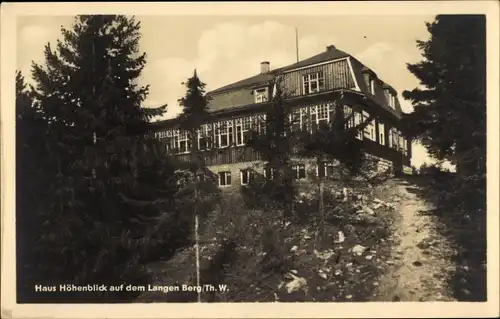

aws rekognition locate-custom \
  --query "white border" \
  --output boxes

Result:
[2,1,499,318]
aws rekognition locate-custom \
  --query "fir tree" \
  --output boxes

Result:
[246,75,296,217]
[178,69,211,172]
[20,15,183,302]
[402,15,486,178]
[296,92,371,230]
[177,69,212,302]
[15,70,52,299]
[403,15,486,300]
[244,76,296,272]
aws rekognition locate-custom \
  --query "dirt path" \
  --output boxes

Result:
[373,179,457,301]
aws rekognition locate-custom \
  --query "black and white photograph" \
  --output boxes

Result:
[1,1,499,318]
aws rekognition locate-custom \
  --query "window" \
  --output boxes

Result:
[300,107,309,131]
[388,94,396,109]
[240,169,251,185]
[389,127,400,150]
[369,78,375,95]
[254,87,268,103]
[214,120,233,148]
[218,171,231,187]
[344,105,354,129]
[257,113,267,135]
[162,130,173,152]
[292,164,306,179]
[311,103,332,127]
[198,123,213,150]
[388,127,394,148]
[289,107,310,132]
[264,165,276,180]
[362,111,376,141]
[169,130,190,154]
[235,117,252,146]
[378,122,386,146]
[316,161,336,178]
[178,130,190,153]
[289,109,301,132]
[354,111,363,140]
[170,130,179,152]
[402,139,407,156]
[325,162,335,177]
[303,72,325,95]
[399,135,404,153]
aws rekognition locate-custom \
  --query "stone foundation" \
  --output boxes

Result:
[206,154,395,189]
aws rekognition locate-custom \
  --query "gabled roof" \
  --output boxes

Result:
[207,46,350,95]
[205,44,403,118]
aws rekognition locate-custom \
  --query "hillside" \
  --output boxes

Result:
[133,176,463,302]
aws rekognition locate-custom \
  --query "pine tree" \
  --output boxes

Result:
[244,76,296,272]
[246,75,296,217]
[15,70,52,299]
[296,93,370,232]
[21,15,182,302]
[177,69,212,302]
[402,15,486,178]
[178,69,211,173]
[403,15,487,300]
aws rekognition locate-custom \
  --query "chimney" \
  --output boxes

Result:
[260,61,270,74]
[326,45,336,51]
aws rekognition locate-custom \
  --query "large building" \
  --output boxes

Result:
[153,45,412,187]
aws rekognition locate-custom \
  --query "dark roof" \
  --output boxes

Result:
[207,46,349,95]
[206,44,403,118]
[349,57,403,117]
[281,45,351,72]
[208,67,284,94]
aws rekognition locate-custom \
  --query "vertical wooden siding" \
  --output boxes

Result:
[283,59,355,97]
[174,146,262,166]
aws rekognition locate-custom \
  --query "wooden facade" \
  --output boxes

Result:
[282,58,356,97]
[155,95,411,169]
[153,45,412,180]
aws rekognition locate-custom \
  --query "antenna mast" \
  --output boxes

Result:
[295,27,299,62]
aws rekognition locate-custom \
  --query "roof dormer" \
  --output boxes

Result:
[382,83,397,109]
[361,67,377,95]
[252,86,269,104]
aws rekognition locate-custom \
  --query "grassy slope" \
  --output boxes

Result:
[136,178,399,303]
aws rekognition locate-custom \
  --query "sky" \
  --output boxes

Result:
[16,14,449,169]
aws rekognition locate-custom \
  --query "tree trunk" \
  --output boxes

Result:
[317,158,325,236]
[194,210,201,303]
[319,180,325,227]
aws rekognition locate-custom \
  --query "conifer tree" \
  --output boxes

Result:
[243,76,296,272]
[402,15,487,300]
[246,76,296,217]
[177,69,212,302]
[16,70,52,299]
[19,15,182,302]
[178,69,211,173]
[402,15,486,178]
[296,93,371,231]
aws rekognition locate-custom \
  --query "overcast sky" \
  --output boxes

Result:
[17,14,447,168]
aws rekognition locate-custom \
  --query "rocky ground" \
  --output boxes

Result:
[373,179,456,301]
[135,177,458,303]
